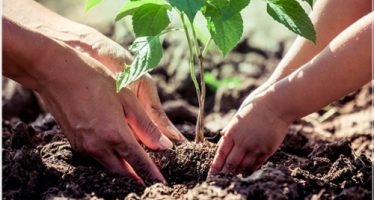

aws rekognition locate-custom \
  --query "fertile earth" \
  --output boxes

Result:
[2,32,372,199]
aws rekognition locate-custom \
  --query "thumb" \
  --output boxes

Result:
[119,88,173,150]
[131,75,185,142]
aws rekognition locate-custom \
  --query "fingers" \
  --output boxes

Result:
[88,148,144,185]
[90,143,162,185]
[119,88,173,150]
[221,147,246,174]
[114,131,166,184]
[89,118,166,184]
[236,152,269,175]
[237,154,256,174]
[146,102,185,142]
[92,150,133,177]
[208,136,234,176]
[119,158,145,186]
[252,156,269,171]
[131,75,185,142]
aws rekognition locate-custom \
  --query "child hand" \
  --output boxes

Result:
[209,95,292,175]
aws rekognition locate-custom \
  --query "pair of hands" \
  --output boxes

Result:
[37,24,289,182]
[49,28,290,181]
[38,27,184,184]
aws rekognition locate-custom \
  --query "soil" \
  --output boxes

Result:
[2,34,372,199]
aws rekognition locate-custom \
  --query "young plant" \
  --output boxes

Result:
[86,0,316,143]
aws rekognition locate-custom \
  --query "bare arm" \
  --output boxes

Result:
[265,12,372,122]
[240,0,371,109]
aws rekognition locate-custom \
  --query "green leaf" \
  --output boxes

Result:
[266,0,316,43]
[204,72,241,91]
[205,0,250,20]
[85,0,102,11]
[116,36,163,91]
[202,0,249,55]
[168,0,205,22]
[132,4,170,37]
[204,6,243,55]
[132,4,171,37]
[115,0,171,21]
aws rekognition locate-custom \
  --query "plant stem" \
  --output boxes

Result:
[202,36,212,57]
[180,13,203,141]
[190,20,206,143]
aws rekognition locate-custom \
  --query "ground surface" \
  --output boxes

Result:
[2,18,373,200]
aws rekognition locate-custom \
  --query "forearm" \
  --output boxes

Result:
[241,0,371,110]
[3,0,92,43]
[264,12,372,123]
[3,0,111,89]
[3,16,55,89]
[264,0,371,85]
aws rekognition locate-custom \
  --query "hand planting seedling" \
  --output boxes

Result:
[86,0,316,143]
[3,0,372,198]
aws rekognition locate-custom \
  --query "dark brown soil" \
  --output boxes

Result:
[2,37,372,199]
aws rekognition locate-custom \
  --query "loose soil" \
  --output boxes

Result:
[2,37,372,199]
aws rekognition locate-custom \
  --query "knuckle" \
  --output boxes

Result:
[118,144,133,158]
[149,105,164,118]
[103,130,123,146]
[141,120,159,138]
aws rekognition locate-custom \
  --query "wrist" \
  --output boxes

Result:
[240,79,276,110]
[256,86,299,124]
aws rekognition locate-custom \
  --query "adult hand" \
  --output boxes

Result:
[3,16,183,184]
[65,28,185,142]
[38,41,174,183]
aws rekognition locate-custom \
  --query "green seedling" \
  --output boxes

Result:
[86,0,316,143]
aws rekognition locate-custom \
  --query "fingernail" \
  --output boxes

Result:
[167,125,185,141]
[158,134,173,149]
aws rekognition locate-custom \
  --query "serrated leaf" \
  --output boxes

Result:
[115,0,171,21]
[267,0,316,43]
[132,4,171,37]
[116,36,163,91]
[205,0,250,20]
[203,4,243,55]
[168,0,205,22]
[85,0,102,11]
